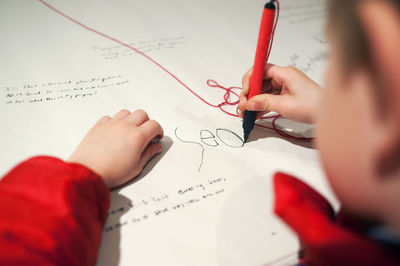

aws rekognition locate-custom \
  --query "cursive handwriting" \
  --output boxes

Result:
[279,1,326,25]
[92,36,186,60]
[2,75,129,105]
[104,177,228,232]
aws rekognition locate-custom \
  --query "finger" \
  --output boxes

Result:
[263,63,276,78]
[260,79,274,94]
[264,64,296,87]
[113,109,131,120]
[243,64,275,96]
[239,67,252,113]
[139,119,164,144]
[241,67,253,95]
[246,94,291,115]
[96,115,111,124]
[238,93,248,112]
[137,143,163,172]
[127,109,150,126]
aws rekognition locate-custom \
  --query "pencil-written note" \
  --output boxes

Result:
[104,177,228,232]
[92,36,186,60]
[280,1,326,25]
[312,32,327,45]
[2,75,129,105]
[289,51,328,75]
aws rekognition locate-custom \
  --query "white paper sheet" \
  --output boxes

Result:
[0,0,337,265]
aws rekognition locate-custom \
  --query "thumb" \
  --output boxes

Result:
[246,94,289,114]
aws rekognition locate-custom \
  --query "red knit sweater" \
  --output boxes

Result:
[0,156,110,266]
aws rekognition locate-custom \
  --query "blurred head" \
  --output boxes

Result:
[317,0,400,229]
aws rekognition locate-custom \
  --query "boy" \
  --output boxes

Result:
[239,0,400,264]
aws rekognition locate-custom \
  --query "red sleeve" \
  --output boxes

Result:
[273,172,400,266]
[0,156,110,266]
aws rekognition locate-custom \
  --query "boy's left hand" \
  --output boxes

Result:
[68,109,164,188]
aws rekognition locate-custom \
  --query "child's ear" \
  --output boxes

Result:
[358,1,400,177]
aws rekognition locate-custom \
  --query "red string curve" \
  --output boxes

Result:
[38,0,311,141]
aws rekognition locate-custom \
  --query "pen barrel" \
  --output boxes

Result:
[248,5,276,99]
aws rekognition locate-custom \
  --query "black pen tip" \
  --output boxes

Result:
[242,110,257,143]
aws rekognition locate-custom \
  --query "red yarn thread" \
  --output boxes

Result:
[38,0,311,141]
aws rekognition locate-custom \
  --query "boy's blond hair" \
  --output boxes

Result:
[328,0,400,71]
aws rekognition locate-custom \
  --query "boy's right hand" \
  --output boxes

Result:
[68,109,164,188]
[238,64,322,124]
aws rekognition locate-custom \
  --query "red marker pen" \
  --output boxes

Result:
[243,1,277,142]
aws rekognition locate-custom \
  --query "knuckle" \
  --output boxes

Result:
[263,99,270,111]
[118,109,130,115]
[149,119,161,131]
[283,66,299,80]
[133,109,149,120]
[242,76,248,87]
[242,72,247,80]
[288,65,300,74]
[134,109,146,116]
[242,68,252,82]
[98,115,111,123]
